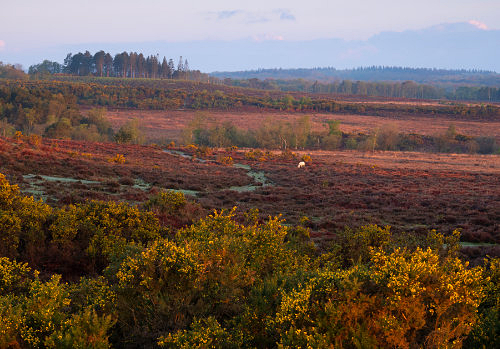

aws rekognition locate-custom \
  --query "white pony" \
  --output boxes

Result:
[297,161,306,168]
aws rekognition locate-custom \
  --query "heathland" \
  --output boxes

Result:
[0,65,499,348]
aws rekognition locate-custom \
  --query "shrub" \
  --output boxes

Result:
[111,238,201,345]
[345,135,358,149]
[475,137,498,154]
[273,247,486,348]
[376,124,400,150]
[158,317,240,348]
[144,190,187,215]
[114,119,144,144]
[217,155,234,166]
[107,154,125,164]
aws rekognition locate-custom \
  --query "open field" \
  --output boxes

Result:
[100,108,500,143]
[2,137,499,255]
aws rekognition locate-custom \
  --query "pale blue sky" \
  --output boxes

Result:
[1,0,498,50]
[1,0,499,71]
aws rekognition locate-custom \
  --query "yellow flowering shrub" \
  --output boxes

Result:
[110,238,201,345]
[0,172,496,348]
[0,256,117,348]
[69,276,117,315]
[107,153,125,164]
[44,308,116,349]
[464,257,500,348]
[273,247,486,348]
[334,224,392,267]
[0,173,52,265]
[158,317,240,348]
[19,275,71,347]
[177,208,296,279]
[370,247,485,348]
[143,190,187,215]
[76,200,160,270]
[0,257,32,294]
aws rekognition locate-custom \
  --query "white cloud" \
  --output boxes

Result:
[252,34,285,42]
[210,9,295,25]
[468,20,488,30]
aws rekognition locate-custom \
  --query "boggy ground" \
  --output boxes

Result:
[221,150,500,247]
[0,137,252,207]
[1,136,499,252]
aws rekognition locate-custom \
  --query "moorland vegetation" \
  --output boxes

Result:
[0,78,499,155]
[0,173,499,348]
[0,65,499,348]
[183,114,500,154]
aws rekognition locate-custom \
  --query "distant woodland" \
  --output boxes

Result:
[14,54,498,102]
[222,76,500,102]
[28,51,211,81]
[215,67,500,102]
[213,66,500,87]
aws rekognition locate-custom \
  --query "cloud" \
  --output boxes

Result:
[209,9,295,24]
[211,10,268,23]
[468,20,488,30]
[252,34,285,42]
[217,10,241,20]
[278,10,296,21]
[0,40,5,50]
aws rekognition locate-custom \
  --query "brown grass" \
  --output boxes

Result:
[98,108,500,143]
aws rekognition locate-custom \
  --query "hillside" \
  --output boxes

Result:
[212,66,500,87]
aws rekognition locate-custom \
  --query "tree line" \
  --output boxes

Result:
[224,77,500,102]
[20,58,500,102]
[29,51,193,80]
[213,66,500,87]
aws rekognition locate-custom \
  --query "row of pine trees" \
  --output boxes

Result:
[30,51,190,79]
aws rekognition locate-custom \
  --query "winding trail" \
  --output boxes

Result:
[163,149,272,195]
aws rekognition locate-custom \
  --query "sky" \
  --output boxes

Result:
[0,0,499,70]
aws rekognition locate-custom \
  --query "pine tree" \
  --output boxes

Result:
[137,53,145,78]
[161,57,169,79]
[93,51,105,77]
[168,59,175,79]
[104,53,113,77]
[129,52,137,78]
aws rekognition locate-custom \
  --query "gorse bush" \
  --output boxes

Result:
[0,173,498,348]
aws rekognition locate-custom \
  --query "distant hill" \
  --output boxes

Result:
[211,67,500,87]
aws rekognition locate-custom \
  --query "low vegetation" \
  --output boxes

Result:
[184,115,500,154]
[1,79,499,136]
[2,78,498,154]
[1,69,499,348]
[0,173,498,348]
